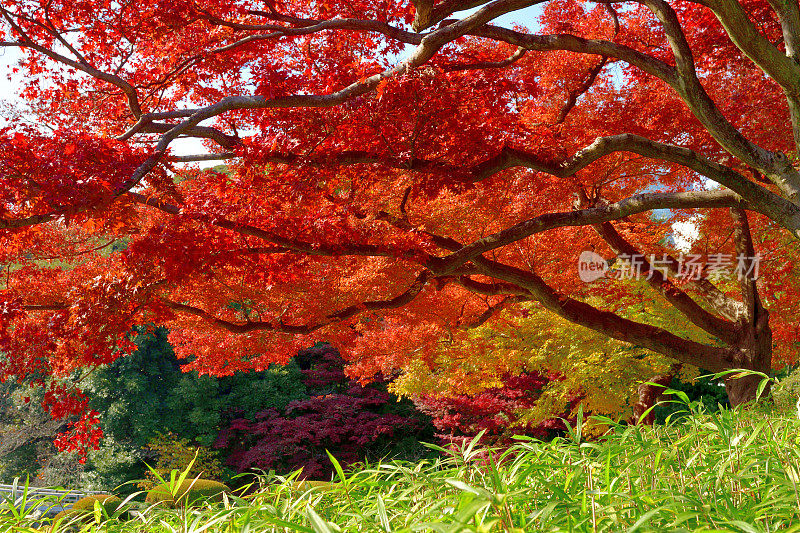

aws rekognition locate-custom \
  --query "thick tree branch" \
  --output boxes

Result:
[394,222,740,372]
[22,304,68,311]
[704,0,800,92]
[0,213,62,231]
[468,256,737,371]
[158,271,432,333]
[591,217,739,343]
[766,0,800,62]
[253,134,800,233]
[640,0,800,201]
[412,0,494,32]
[127,192,429,260]
[431,189,746,275]
[135,122,240,148]
[455,276,532,296]
[730,207,765,325]
[619,249,746,322]
[471,23,800,201]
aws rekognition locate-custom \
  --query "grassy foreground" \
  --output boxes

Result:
[5,405,800,532]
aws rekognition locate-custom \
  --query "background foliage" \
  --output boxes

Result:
[215,343,435,480]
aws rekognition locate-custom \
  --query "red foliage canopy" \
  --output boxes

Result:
[3,0,800,451]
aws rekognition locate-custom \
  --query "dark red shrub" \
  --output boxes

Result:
[214,345,432,480]
[414,372,577,445]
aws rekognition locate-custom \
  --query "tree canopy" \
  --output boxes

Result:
[3,0,800,451]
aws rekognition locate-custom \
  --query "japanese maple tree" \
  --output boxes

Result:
[4,0,800,451]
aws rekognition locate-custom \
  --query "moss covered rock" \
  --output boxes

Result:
[52,494,127,528]
[71,494,124,514]
[53,508,88,525]
[145,479,230,507]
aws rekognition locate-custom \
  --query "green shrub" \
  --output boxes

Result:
[771,367,800,416]
[52,494,126,527]
[145,479,230,507]
[53,508,87,525]
[71,494,123,514]
[140,433,225,489]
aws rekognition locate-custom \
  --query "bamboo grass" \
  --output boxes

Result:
[4,402,800,532]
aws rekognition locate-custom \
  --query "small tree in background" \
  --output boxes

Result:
[392,304,704,436]
[139,432,226,489]
[0,382,71,483]
[78,326,309,490]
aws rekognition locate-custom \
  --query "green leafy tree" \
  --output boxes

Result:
[86,327,185,447]
[79,326,308,490]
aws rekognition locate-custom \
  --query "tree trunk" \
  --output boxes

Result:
[724,313,773,406]
[723,208,774,407]
[725,318,772,407]
[724,371,768,406]
[632,363,682,425]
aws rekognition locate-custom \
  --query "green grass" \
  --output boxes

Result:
[5,403,800,532]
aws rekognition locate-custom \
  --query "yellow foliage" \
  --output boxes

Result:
[139,432,226,489]
[392,301,705,429]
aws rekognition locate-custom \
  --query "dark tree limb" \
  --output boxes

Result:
[158,270,433,334]
[585,203,738,343]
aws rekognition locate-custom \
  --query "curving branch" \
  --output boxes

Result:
[591,216,739,342]
[412,0,494,32]
[555,57,608,124]
[0,212,62,231]
[766,0,800,62]
[373,205,742,369]
[158,270,433,334]
[127,192,430,260]
[472,257,736,370]
[244,133,800,231]
[431,189,749,275]
[170,153,237,163]
[708,0,800,154]
[640,0,800,201]
[470,22,800,201]
[0,7,142,117]
[704,0,800,92]
[730,207,766,326]
[159,298,323,334]
[443,46,527,71]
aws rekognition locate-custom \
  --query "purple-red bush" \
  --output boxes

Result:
[414,373,576,445]
[214,345,431,480]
